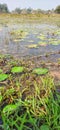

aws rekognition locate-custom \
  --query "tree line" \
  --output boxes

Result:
[0,3,60,14]
[0,3,9,13]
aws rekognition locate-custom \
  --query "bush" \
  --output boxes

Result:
[55,5,60,14]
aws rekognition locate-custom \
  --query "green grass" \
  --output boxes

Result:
[0,63,60,130]
[1,89,60,130]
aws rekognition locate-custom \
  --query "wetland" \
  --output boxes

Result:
[0,13,60,130]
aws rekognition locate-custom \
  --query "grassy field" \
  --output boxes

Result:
[0,13,60,26]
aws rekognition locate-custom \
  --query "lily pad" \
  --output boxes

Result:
[49,40,59,45]
[11,66,24,73]
[27,44,38,48]
[33,68,48,75]
[0,74,8,81]
[38,42,47,46]
[13,39,21,42]
[37,35,46,40]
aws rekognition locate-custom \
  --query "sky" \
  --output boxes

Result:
[0,0,60,11]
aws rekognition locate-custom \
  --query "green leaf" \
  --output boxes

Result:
[3,104,17,114]
[0,95,2,103]
[5,88,15,96]
[33,68,48,75]
[11,66,24,73]
[40,125,49,130]
[0,74,8,81]
[0,69,3,73]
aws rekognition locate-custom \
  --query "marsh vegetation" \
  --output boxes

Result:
[0,13,60,130]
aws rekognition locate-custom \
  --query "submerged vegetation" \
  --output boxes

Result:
[10,30,28,42]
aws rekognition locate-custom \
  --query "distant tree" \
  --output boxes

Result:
[26,7,32,14]
[14,8,22,14]
[0,3,9,13]
[37,9,44,14]
[55,5,60,14]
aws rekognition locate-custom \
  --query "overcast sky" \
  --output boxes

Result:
[0,0,60,11]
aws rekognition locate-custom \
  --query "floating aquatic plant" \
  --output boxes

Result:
[33,68,48,75]
[29,40,34,42]
[38,41,47,46]
[27,44,38,48]
[11,66,24,73]
[49,40,60,45]
[13,39,21,42]
[37,34,46,40]
[10,29,28,42]
[0,74,8,81]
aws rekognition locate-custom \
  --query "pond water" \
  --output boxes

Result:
[0,23,60,62]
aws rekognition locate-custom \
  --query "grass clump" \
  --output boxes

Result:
[0,74,60,130]
[1,90,60,130]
